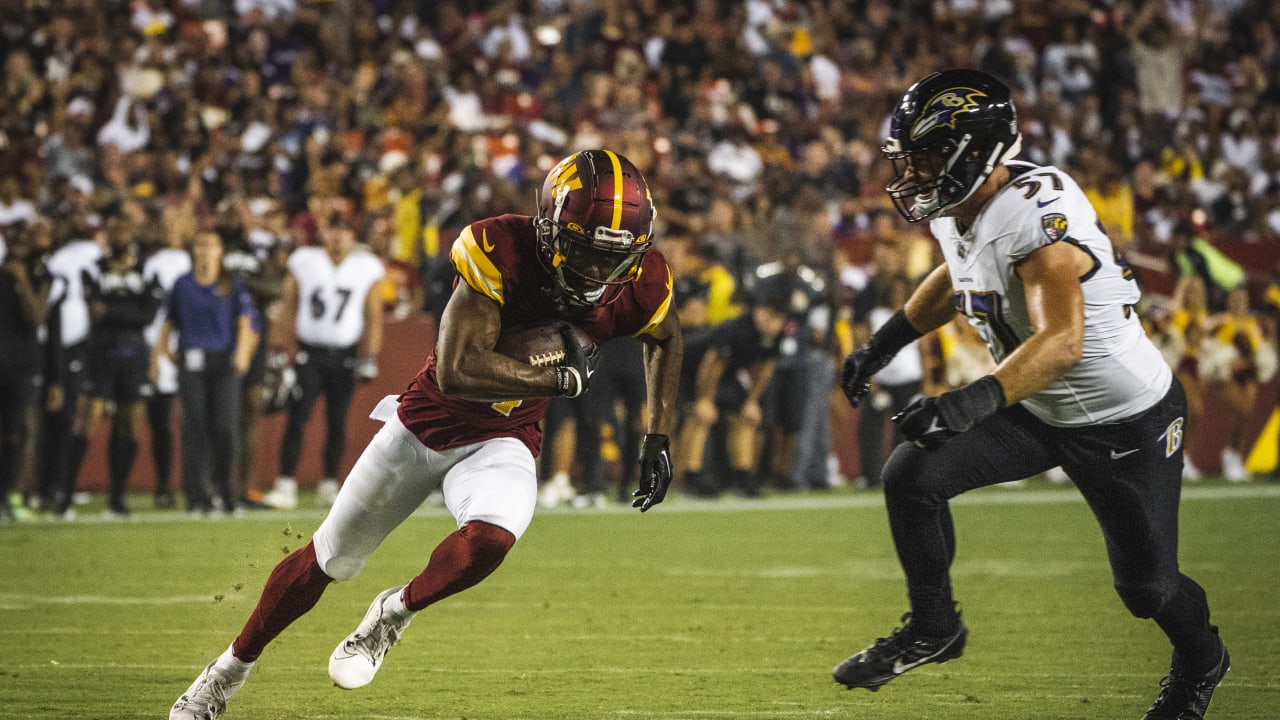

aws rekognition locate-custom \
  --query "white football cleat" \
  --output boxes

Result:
[316,478,340,508]
[170,660,248,720]
[329,586,415,689]
[263,477,297,510]
[537,472,575,508]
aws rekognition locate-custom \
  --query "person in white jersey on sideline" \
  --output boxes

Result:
[264,212,384,509]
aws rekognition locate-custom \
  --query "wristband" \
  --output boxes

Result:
[937,374,1006,432]
[555,366,583,398]
[869,309,924,357]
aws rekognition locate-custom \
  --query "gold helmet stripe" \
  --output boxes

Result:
[603,149,624,230]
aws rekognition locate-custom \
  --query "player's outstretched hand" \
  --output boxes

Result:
[634,433,673,512]
[840,345,891,408]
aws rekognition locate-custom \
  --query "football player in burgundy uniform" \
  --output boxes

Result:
[832,70,1227,720]
[171,150,682,720]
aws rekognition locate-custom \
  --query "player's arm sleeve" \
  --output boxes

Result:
[449,224,504,306]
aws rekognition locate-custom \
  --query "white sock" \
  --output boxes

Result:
[384,587,416,621]
[217,644,254,680]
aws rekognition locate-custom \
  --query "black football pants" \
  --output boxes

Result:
[279,343,357,479]
[879,378,1219,663]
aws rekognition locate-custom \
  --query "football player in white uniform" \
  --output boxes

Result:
[263,213,384,509]
[36,229,102,514]
[833,70,1228,720]
[142,232,192,509]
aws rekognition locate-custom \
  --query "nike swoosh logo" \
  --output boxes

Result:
[891,633,961,674]
[893,657,931,674]
[482,229,495,252]
[1110,448,1139,459]
[1036,197,1060,208]
[925,416,945,435]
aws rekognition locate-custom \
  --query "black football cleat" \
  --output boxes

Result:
[1142,638,1230,720]
[833,613,968,691]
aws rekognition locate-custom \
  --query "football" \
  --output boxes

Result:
[493,321,595,367]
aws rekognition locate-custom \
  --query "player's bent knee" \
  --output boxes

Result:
[461,521,517,563]
[316,554,365,582]
[312,536,369,581]
[1115,581,1174,618]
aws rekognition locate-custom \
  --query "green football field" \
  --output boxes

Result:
[2,482,1278,720]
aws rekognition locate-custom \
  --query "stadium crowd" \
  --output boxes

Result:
[3,0,1280,520]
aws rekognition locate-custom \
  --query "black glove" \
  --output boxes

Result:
[554,325,598,398]
[893,375,1005,450]
[840,310,923,408]
[840,345,892,407]
[634,433,673,512]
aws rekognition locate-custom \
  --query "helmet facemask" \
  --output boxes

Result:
[885,132,1018,223]
[536,216,647,307]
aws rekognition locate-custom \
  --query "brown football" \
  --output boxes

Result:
[493,321,596,367]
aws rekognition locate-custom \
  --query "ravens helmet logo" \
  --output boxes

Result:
[910,87,989,142]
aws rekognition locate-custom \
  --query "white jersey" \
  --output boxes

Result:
[289,246,384,348]
[45,238,104,347]
[930,162,1171,427]
[144,247,192,394]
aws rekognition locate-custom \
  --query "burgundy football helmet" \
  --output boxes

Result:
[535,149,656,307]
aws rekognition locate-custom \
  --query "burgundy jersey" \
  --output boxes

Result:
[397,214,673,454]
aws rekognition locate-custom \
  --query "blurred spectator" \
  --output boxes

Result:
[1041,17,1100,108]
[60,213,165,519]
[0,222,51,522]
[676,291,788,498]
[141,218,192,510]
[152,230,257,515]
[1125,2,1193,120]
[1083,154,1136,250]
[225,208,290,509]
[1168,220,1245,312]
[1205,286,1272,482]
[750,244,835,492]
[264,213,384,509]
[36,217,102,515]
[1169,276,1212,480]
[852,272,923,490]
[581,335,647,504]
[0,177,37,229]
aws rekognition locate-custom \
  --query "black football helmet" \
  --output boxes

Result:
[535,149,656,308]
[883,69,1022,223]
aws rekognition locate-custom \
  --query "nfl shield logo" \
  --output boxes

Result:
[1041,213,1068,242]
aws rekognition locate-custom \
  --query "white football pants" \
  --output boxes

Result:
[312,395,538,581]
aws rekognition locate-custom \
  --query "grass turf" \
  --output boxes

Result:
[1,482,1277,719]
